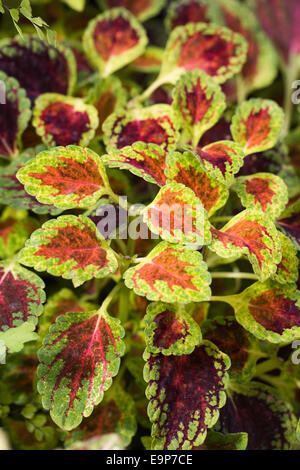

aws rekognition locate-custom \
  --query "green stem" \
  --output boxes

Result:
[255,357,283,376]
[97,283,122,317]
[211,271,258,280]
[210,295,234,304]
[282,53,299,137]
[210,215,231,224]
[236,75,247,105]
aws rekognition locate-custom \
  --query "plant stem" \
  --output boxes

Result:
[210,215,231,224]
[236,75,247,105]
[255,357,283,376]
[211,271,258,280]
[97,283,122,316]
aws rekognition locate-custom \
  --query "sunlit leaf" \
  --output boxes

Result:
[142,182,211,245]
[0,208,39,259]
[18,215,118,287]
[231,99,284,156]
[144,301,202,355]
[99,0,166,22]
[37,309,125,430]
[210,209,282,281]
[102,142,167,186]
[165,150,229,217]
[124,241,211,303]
[232,173,288,219]
[229,280,300,343]
[17,145,109,209]
[103,104,179,152]
[83,8,148,77]
[32,94,98,147]
[172,70,226,147]
[131,47,163,73]
[144,340,230,449]
[271,232,299,284]
[278,194,300,250]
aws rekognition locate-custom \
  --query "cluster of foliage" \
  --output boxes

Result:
[1,0,300,451]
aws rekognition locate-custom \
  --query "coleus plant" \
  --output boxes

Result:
[0,0,300,452]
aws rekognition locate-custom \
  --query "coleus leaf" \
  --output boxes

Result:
[102,142,167,186]
[172,70,226,147]
[193,141,245,185]
[142,182,211,245]
[0,208,39,259]
[37,309,125,430]
[131,47,163,73]
[144,302,202,355]
[202,315,258,383]
[16,145,110,209]
[0,151,62,215]
[103,104,179,152]
[65,384,136,447]
[83,8,148,77]
[124,241,211,303]
[210,209,282,281]
[230,99,284,156]
[232,173,288,219]
[197,430,248,451]
[255,0,300,64]
[217,382,297,450]
[0,260,45,332]
[228,280,300,344]
[278,194,300,250]
[144,340,230,450]
[0,35,76,104]
[32,94,99,147]
[0,71,31,158]
[0,322,38,354]
[165,150,229,217]
[99,0,165,22]
[165,0,211,31]
[38,288,95,339]
[18,215,118,287]
[85,76,127,135]
[160,22,248,85]
[271,232,299,285]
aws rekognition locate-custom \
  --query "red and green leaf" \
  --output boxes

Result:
[83,8,148,77]
[210,210,282,281]
[165,0,212,31]
[32,94,98,148]
[37,310,125,430]
[218,0,278,93]
[232,173,288,219]
[17,145,109,209]
[144,340,230,450]
[229,280,300,343]
[102,142,167,186]
[142,182,211,245]
[0,35,76,104]
[103,104,179,152]
[0,208,39,259]
[0,71,31,158]
[99,0,165,22]
[65,384,136,447]
[278,194,300,250]
[0,260,45,332]
[124,241,211,303]
[255,0,300,63]
[0,151,62,216]
[217,382,297,449]
[85,76,127,135]
[202,315,258,382]
[165,150,229,217]
[272,232,299,284]
[144,302,202,355]
[194,141,245,185]
[160,22,248,85]
[18,215,118,287]
[172,70,226,147]
[131,47,163,73]
[231,99,284,156]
